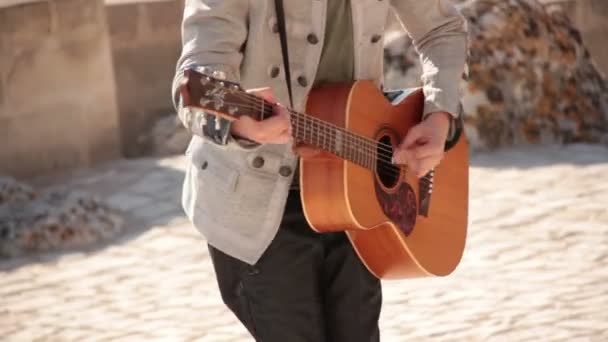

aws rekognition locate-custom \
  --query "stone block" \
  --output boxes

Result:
[0,0,120,177]
[0,1,52,47]
[53,0,103,37]
[105,2,140,45]
[0,112,86,177]
[106,0,182,157]
[112,44,179,156]
[3,34,116,121]
[144,0,183,33]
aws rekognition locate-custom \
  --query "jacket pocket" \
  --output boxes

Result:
[189,143,240,192]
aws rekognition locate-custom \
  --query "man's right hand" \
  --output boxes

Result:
[230,88,292,144]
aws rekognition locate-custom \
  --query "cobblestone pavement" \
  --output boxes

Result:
[1,144,608,341]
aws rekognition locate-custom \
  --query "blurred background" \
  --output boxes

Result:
[1,0,607,341]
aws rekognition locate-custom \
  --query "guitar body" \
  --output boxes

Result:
[300,81,469,279]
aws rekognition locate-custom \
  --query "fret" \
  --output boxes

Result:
[366,141,370,170]
[289,111,379,171]
[345,133,353,160]
[299,113,304,143]
[316,121,321,147]
[350,134,355,165]
[321,120,326,151]
[342,131,348,161]
[359,137,364,168]
[301,115,306,144]
[368,140,373,169]
[356,136,361,167]
[260,98,265,120]
[309,117,313,146]
[363,138,368,168]
[314,119,319,148]
[348,132,353,162]
[294,112,299,143]
[328,124,333,154]
[304,117,310,142]
[361,137,366,168]
[359,137,365,167]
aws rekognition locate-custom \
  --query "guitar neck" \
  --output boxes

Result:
[179,69,382,171]
[254,98,379,170]
[293,110,381,169]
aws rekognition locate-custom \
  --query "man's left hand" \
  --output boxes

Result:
[392,112,452,178]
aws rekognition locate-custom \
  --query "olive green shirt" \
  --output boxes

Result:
[313,0,355,87]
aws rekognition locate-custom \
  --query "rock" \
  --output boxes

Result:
[384,0,608,150]
[0,176,37,205]
[0,177,124,258]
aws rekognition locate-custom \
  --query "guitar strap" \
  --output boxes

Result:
[273,0,294,109]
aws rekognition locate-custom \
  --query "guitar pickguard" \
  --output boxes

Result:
[375,182,417,236]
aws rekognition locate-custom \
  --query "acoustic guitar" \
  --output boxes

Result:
[180,69,469,279]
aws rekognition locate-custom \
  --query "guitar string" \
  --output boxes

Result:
[209,97,390,157]
[207,99,406,173]
[236,94,401,158]
[229,91,400,156]
[198,91,435,182]
[196,78,436,183]
[204,98,439,183]
[220,95,399,160]
[198,75,398,155]
[199,77,420,161]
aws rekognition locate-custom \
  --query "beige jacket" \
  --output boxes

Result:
[172,0,468,264]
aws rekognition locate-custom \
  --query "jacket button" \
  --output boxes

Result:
[297,76,308,87]
[252,156,265,168]
[371,34,382,43]
[307,33,319,45]
[269,66,280,78]
[279,166,292,177]
[201,161,208,170]
[272,22,279,33]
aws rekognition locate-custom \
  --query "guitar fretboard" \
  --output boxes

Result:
[249,94,393,172]
[288,110,380,170]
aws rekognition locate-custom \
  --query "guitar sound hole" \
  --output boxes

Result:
[376,135,399,189]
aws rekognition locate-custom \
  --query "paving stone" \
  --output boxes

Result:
[1,145,608,341]
[105,192,153,212]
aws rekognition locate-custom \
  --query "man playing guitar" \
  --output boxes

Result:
[172,1,467,340]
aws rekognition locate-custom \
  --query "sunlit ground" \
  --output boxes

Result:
[1,144,607,341]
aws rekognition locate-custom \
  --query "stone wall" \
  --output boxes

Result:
[0,0,121,178]
[106,0,183,157]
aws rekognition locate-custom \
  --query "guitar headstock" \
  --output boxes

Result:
[179,69,267,121]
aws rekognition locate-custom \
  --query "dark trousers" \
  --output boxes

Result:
[208,190,382,342]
